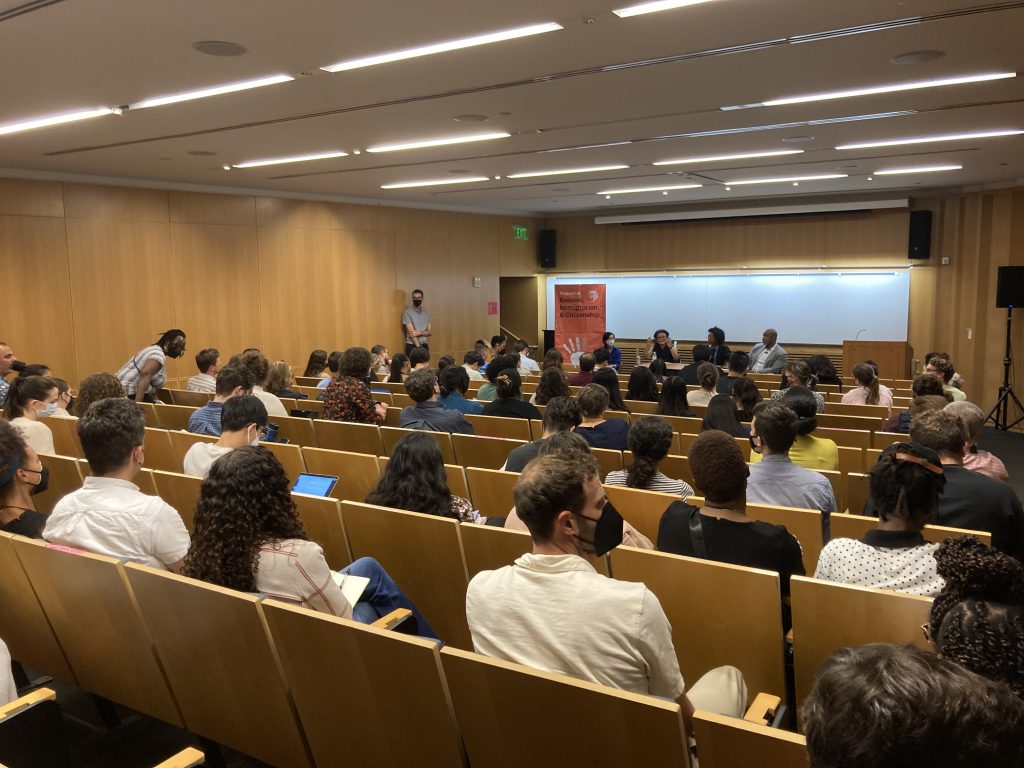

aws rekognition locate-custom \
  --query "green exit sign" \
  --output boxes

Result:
[513,225,529,240]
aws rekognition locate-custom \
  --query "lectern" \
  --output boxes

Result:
[842,341,913,379]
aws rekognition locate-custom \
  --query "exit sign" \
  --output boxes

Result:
[513,225,529,240]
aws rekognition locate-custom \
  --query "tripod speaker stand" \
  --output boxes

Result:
[986,306,1023,431]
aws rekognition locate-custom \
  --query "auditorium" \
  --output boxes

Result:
[0,1,1022,766]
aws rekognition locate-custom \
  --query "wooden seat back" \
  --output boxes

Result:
[341,501,471,648]
[465,414,531,441]
[301,447,380,501]
[165,390,212,408]
[151,471,201,532]
[603,485,677,544]
[274,415,318,447]
[829,512,992,547]
[623,452,693,486]
[313,419,382,455]
[123,564,313,768]
[441,646,689,768]
[33,453,84,514]
[452,433,526,469]
[154,404,196,432]
[143,428,178,472]
[843,472,870,515]
[815,427,872,449]
[44,416,83,458]
[692,711,807,768]
[262,441,307,484]
[167,430,216,471]
[823,402,889,420]
[465,467,517,519]
[459,523,532,578]
[381,426,456,464]
[746,503,822,574]
[872,431,909,449]
[291,493,351,569]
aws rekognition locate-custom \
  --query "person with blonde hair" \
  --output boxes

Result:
[771,360,825,413]
[265,360,306,400]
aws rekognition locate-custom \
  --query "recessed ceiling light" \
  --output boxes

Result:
[653,149,802,166]
[0,107,113,136]
[781,136,814,143]
[130,74,293,110]
[873,164,962,175]
[366,131,510,153]
[231,150,348,168]
[891,50,945,65]
[836,128,1024,150]
[381,176,490,189]
[321,22,562,72]
[507,164,629,178]
[723,173,848,185]
[613,0,716,18]
[597,183,703,194]
[453,114,489,122]
[192,40,247,57]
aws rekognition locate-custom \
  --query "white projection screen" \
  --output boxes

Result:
[546,272,910,345]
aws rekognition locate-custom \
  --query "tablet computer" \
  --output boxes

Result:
[291,473,338,497]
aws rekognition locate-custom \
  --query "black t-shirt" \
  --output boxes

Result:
[652,344,677,363]
[1,508,47,539]
[504,439,545,472]
[482,398,543,421]
[679,362,702,386]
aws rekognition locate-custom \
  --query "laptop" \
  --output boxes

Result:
[291,473,339,497]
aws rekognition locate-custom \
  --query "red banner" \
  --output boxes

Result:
[554,284,606,365]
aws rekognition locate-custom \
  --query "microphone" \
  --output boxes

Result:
[854,328,867,341]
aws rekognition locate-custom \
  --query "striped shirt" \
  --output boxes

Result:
[604,470,694,500]
[115,345,166,396]
[187,401,224,436]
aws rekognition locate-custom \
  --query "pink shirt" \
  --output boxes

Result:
[841,384,896,428]
[963,449,1009,482]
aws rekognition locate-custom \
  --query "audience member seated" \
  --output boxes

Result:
[593,367,629,413]
[701,393,749,437]
[924,356,966,401]
[716,351,749,395]
[815,441,946,594]
[43,398,190,571]
[531,366,570,405]
[655,376,694,417]
[316,350,342,391]
[801,643,1024,768]
[927,536,1024,699]
[771,360,825,413]
[567,353,596,386]
[601,332,622,371]
[265,360,307,400]
[896,377,951,433]
[752,387,838,471]
[477,354,518,402]
[323,347,387,425]
[370,345,391,378]
[3,375,57,455]
[239,350,288,418]
[575,384,629,451]
[462,351,485,381]
[680,344,711,386]
[592,347,612,372]
[185,446,438,638]
[806,354,842,388]
[482,369,542,421]
[514,340,541,373]
[842,362,894,427]
[502,396,581,472]
[438,366,484,416]
[625,366,659,402]
[606,417,694,498]
[686,363,719,408]
[491,335,508,356]
[186,348,220,394]
[409,346,431,371]
[907,410,1023,560]
[731,376,762,422]
[468,451,747,732]
[475,340,494,371]
[72,373,124,417]
[399,369,473,434]
[365,432,479,522]
[387,353,410,383]
[187,364,253,437]
[115,329,187,403]
[49,377,75,418]
[183,395,268,478]
[303,348,329,379]
[0,420,48,537]
[648,358,666,383]
[15,363,50,379]
[945,400,1009,482]
[436,355,455,372]
[658,430,805,627]
[541,348,564,371]
[747,401,837,538]
[707,326,731,367]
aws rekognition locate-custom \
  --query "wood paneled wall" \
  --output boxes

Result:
[0,179,541,386]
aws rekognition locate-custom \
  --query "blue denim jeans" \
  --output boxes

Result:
[338,557,440,641]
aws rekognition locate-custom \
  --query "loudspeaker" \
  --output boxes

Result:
[996,266,1024,308]
[908,210,932,260]
[543,329,555,354]
[538,229,557,268]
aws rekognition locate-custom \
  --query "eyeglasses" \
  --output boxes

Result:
[256,426,269,439]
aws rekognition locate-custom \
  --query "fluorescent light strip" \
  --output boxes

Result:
[724,173,847,185]
[232,151,349,169]
[654,149,803,166]
[613,0,715,18]
[381,176,490,189]
[873,164,962,175]
[598,183,703,194]
[678,111,916,139]
[508,164,629,179]
[0,107,113,136]
[130,74,294,110]
[367,132,510,153]
[542,140,634,153]
[837,129,1023,150]
[762,72,1015,107]
[322,22,562,72]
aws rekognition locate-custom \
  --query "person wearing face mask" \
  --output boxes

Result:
[43,398,190,572]
[600,332,621,371]
[183,395,269,478]
[403,289,431,355]
[115,329,187,403]
[467,452,748,733]
[2,374,58,455]
[0,420,49,537]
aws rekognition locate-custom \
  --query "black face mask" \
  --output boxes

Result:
[573,501,624,557]
[23,465,49,495]
[166,341,185,358]
[412,299,423,307]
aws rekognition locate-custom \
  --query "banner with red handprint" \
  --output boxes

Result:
[554,284,606,366]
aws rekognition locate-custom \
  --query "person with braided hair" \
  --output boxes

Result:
[605,417,694,498]
[927,536,1024,699]
[815,441,947,595]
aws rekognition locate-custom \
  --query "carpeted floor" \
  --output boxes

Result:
[978,426,1024,501]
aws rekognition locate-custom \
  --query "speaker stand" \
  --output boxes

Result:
[986,306,1024,431]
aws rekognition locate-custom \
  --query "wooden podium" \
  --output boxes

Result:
[842,341,913,379]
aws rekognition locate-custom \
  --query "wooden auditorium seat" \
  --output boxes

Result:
[465,414,531,441]
[382,426,456,464]
[166,429,216,471]
[302,446,380,501]
[153,404,196,432]
[291,493,352,570]
[603,485,677,544]
[313,419,383,455]
[45,415,83,458]
[151,471,201,532]
[829,512,991,547]
[143,428,178,473]
[32,453,84,514]
[692,711,808,768]
[464,466,517,519]
[262,440,307,484]
[275,414,318,448]
[459,523,532,578]
[452,433,526,469]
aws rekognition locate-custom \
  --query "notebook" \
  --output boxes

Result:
[331,573,370,606]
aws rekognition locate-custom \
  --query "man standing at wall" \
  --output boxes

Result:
[403,289,432,355]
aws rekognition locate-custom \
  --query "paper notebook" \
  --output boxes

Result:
[332,572,370,607]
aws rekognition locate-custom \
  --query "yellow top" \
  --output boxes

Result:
[749,434,838,471]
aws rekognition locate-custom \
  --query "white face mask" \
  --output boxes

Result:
[36,402,58,418]
[248,425,262,447]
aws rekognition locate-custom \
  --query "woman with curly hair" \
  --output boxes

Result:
[626,366,659,403]
[605,417,694,498]
[71,373,125,417]
[0,420,47,537]
[185,446,438,638]
[656,376,694,418]
[926,535,1024,699]
[365,432,479,523]
[323,347,387,424]
[531,366,570,406]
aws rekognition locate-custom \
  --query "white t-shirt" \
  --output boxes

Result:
[814,533,944,596]
[183,442,234,478]
[253,386,288,417]
[11,416,54,455]
[467,553,685,700]
[43,476,190,570]
[519,355,540,372]
[464,365,484,381]
[0,639,16,705]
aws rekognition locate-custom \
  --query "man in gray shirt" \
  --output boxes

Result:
[746,401,836,539]
[399,369,473,434]
[403,288,432,355]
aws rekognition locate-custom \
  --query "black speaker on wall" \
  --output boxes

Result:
[996,266,1024,308]
[538,229,557,268]
[908,210,932,260]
